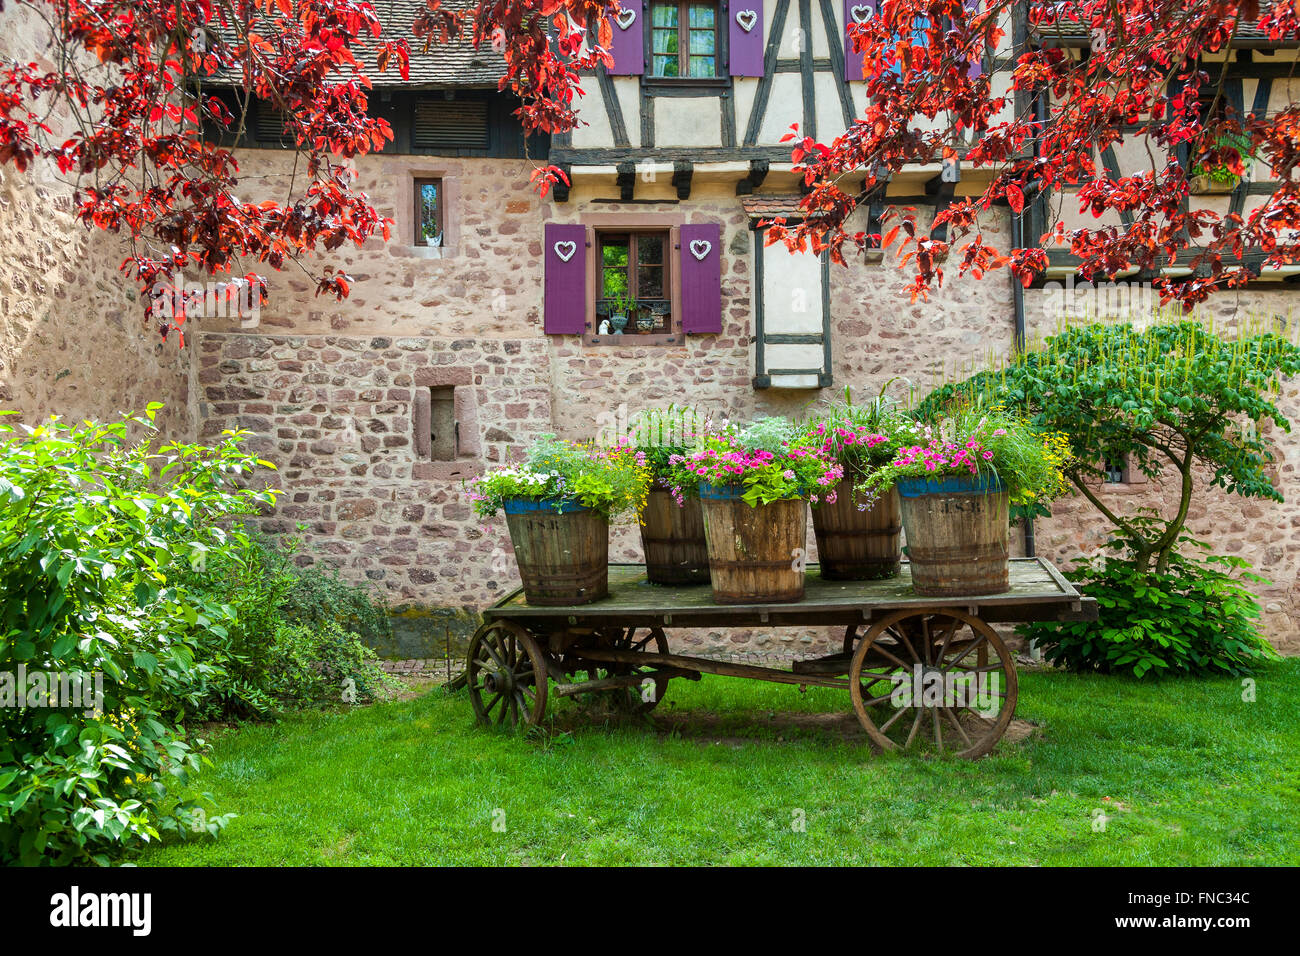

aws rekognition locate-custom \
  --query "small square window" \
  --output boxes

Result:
[1103,456,1126,483]
[414,178,443,247]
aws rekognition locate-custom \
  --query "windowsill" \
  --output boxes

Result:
[642,77,731,88]
[582,332,683,347]
[393,244,454,259]
[413,459,484,481]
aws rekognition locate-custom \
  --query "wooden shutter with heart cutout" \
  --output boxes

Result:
[679,223,722,334]
[607,3,645,75]
[544,223,588,334]
[729,0,765,77]
[843,0,876,82]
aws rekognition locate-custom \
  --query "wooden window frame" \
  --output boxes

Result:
[592,229,676,344]
[646,0,725,85]
[413,177,444,248]
[579,215,688,347]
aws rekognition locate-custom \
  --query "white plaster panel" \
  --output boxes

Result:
[655,96,722,147]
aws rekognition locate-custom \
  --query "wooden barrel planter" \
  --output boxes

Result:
[640,486,710,585]
[810,478,901,581]
[896,474,1010,597]
[503,498,609,606]
[698,483,807,604]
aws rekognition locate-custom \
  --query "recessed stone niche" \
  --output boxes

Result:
[412,366,483,480]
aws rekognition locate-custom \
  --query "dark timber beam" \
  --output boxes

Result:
[553,163,572,203]
[925,160,959,242]
[743,0,792,147]
[672,161,694,199]
[616,162,636,201]
[735,159,770,196]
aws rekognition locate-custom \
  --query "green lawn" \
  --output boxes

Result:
[139,661,1300,866]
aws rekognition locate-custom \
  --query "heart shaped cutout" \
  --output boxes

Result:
[689,239,712,261]
[735,9,758,32]
[615,8,636,30]
[850,4,871,23]
[553,240,577,263]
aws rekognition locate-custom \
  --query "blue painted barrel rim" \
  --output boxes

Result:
[698,481,746,501]
[502,496,591,515]
[895,472,1006,497]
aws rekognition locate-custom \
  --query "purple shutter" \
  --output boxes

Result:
[964,0,983,79]
[607,2,644,76]
[729,0,764,78]
[679,224,722,334]
[544,224,587,334]
[843,0,876,82]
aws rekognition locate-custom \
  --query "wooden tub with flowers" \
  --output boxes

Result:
[464,405,1080,758]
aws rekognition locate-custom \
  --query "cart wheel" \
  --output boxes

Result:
[571,626,671,714]
[467,621,549,729]
[848,609,1018,759]
[619,626,672,713]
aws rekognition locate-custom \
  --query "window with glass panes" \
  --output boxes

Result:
[415,178,443,246]
[597,232,671,334]
[650,2,719,79]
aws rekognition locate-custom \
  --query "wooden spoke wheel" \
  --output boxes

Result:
[568,626,671,714]
[467,621,549,728]
[848,609,1018,759]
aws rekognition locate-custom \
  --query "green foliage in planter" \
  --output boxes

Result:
[470,434,652,519]
[0,407,273,865]
[626,404,708,495]
[1021,538,1278,678]
[172,530,395,719]
[921,319,1300,576]
[862,404,1070,508]
[669,418,843,506]
[800,383,920,479]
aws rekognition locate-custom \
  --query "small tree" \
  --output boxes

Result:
[923,319,1300,575]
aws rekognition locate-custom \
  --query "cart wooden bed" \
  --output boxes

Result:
[467,557,1097,758]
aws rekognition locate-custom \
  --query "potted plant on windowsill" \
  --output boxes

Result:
[862,408,1070,597]
[672,418,842,604]
[627,405,711,585]
[469,435,651,605]
[800,384,920,580]
[606,292,635,334]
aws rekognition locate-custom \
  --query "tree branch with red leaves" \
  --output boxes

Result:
[770,0,1300,309]
[0,0,618,343]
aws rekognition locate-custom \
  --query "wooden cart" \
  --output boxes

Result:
[467,557,1097,758]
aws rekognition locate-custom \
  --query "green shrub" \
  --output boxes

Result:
[0,407,272,865]
[175,528,395,719]
[1021,542,1279,678]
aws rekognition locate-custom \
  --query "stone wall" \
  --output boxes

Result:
[0,6,191,437]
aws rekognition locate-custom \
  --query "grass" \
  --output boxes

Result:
[139,660,1300,866]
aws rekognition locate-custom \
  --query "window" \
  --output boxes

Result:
[596,231,672,336]
[415,178,443,247]
[650,2,719,79]
[428,386,457,460]
[1102,457,1125,483]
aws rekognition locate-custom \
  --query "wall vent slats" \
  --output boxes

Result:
[412,100,490,150]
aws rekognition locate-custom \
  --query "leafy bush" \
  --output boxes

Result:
[0,407,272,865]
[1021,541,1279,678]
[174,528,395,720]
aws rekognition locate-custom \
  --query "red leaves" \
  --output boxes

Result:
[1005,184,1024,215]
